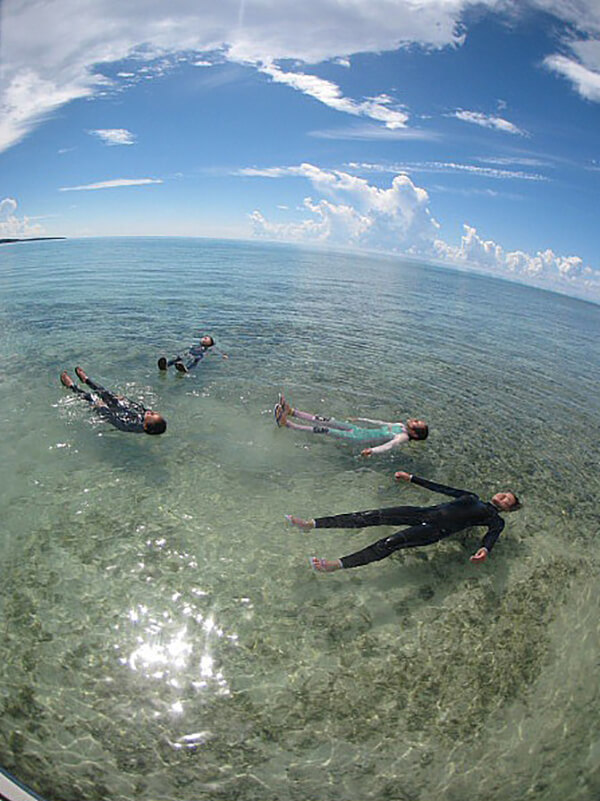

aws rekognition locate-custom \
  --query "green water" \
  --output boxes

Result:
[0,238,598,800]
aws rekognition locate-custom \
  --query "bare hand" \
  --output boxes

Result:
[470,547,488,563]
[361,448,372,458]
[222,354,229,359]
[394,471,411,482]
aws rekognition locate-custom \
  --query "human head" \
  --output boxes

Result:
[200,335,215,348]
[143,411,167,435]
[406,418,429,441]
[491,491,521,512]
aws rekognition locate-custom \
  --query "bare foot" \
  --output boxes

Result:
[75,366,88,383]
[285,515,315,530]
[274,403,288,427]
[60,371,74,388]
[309,556,342,573]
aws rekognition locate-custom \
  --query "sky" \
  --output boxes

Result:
[1,0,600,302]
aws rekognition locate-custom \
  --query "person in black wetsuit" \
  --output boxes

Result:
[157,335,228,373]
[286,471,521,573]
[60,367,166,434]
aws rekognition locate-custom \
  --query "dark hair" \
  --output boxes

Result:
[408,422,429,441]
[204,335,215,347]
[145,416,167,435]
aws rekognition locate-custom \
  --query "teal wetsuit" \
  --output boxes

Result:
[325,422,406,443]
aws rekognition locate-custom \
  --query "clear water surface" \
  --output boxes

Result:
[0,237,598,801]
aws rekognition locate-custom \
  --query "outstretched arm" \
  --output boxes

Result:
[394,472,473,498]
[362,433,409,457]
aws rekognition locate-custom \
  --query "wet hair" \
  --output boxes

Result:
[144,415,167,435]
[408,422,429,441]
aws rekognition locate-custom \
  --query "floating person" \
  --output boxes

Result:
[158,334,228,373]
[60,367,167,435]
[274,393,428,456]
[286,471,521,573]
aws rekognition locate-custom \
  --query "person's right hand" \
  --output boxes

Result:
[394,471,411,482]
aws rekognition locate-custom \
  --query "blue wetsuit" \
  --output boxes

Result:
[313,475,505,569]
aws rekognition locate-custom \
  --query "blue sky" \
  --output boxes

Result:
[1,0,600,301]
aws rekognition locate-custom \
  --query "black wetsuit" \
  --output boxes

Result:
[71,375,147,433]
[313,475,505,569]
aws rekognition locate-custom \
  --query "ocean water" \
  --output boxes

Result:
[0,237,598,801]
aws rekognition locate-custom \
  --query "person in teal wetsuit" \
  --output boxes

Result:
[274,393,428,456]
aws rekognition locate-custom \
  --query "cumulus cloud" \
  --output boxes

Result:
[249,163,440,251]
[59,178,163,191]
[434,224,600,297]
[89,128,136,145]
[4,1,600,153]
[0,197,44,237]
[452,110,528,136]
[247,164,599,300]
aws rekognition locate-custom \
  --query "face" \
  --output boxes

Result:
[200,336,214,347]
[143,411,160,429]
[492,492,517,511]
[407,418,427,437]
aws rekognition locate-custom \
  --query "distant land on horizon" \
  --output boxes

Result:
[0,237,66,245]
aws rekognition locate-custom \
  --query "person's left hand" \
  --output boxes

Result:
[470,547,488,563]
[222,354,229,359]
[361,448,372,458]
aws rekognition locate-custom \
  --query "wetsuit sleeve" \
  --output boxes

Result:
[481,516,505,553]
[409,474,474,498]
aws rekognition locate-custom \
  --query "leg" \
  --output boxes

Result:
[278,394,354,430]
[60,372,100,406]
[75,368,124,408]
[340,523,443,569]
[291,408,354,430]
[158,355,182,369]
[314,506,427,530]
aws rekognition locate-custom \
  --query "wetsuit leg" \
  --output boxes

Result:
[69,384,98,405]
[340,523,443,568]
[292,409,354,430]
[184,355,203,370]
[314,506,427,529]
[167,356,183,367]
[78,375,120,406]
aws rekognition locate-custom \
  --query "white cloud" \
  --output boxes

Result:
[3,1,600,152]
[434,224,600,299]
[543,55,600,102]
[452,110,528,136]
[347,160,547,181]
[247,164,599,300]
[59,178,163,191]
[249,163,440,251]
[258,62,409,128]
[310,125,438,140]
[89,128,136,145]
[0,197,44,237]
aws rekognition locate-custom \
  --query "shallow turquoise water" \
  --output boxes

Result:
[0,237,599,800]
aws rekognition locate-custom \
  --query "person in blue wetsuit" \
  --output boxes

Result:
[274,392,428,456]
[286,471,521,573]
[60,367,166,434]
[158,334,228,373]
